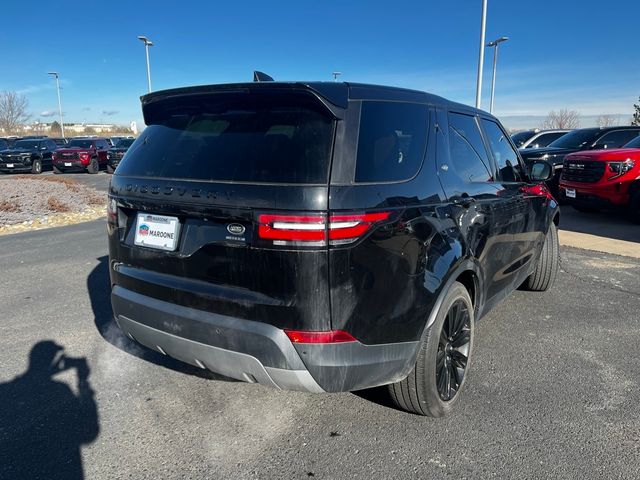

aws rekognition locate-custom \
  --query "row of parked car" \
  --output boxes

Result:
[0,135,135,175]
[512,126,640,223]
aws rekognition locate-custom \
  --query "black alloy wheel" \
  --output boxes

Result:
[436,299,471,401]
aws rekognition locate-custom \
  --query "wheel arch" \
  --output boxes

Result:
[423,258,485,334]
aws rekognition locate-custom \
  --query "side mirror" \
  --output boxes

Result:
[529,160,553,182]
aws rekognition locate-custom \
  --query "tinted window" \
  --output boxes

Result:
[547,128,600,149]
[116,138,135,148]
[481,119,523,182]
[623,135,640,148]
[511,130,535,148]
[534,131,567,148]
[67,139,94,148]
[0,140,7,149]
[355,102,428,183]
[593,130,640,149]
[447,113,492,183]
[14,140,40,149]
[117,92,334,183]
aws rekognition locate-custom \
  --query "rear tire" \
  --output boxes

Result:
[522,223,559,291]
[31,158,42,174]
[106,165,115,174]
[87,158,99,174]
[53,166,62,174]
[388,281,474,417]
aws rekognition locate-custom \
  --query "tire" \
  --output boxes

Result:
[87,158,99,174]
[31,158,42,174]
[629,192,640,224]
[572,205,598,213]
[53,166,62,174]
[106,165,115,174]
[388,281,474,417]
[522,223,559,291]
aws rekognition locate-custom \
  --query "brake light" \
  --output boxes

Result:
[257,212,392,247]
[79,152,90,162]
[51,152,57,161]
[107,196,118,228]
[284,329,357,344]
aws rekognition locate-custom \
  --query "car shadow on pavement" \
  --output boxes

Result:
[88,255,237,382]
[560,208,640,243]
[0,341,99,480]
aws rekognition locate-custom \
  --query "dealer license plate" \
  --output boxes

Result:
[134,213,180,251]
[565,188,576,199]
[64,162,72,167]
[6,163,13,168]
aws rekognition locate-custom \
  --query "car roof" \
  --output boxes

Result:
[140,81,486,116]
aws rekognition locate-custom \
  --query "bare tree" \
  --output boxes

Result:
[596,114,619,127]
[0,91,31,135]
[632,97,640,126]
[540,109,580,129]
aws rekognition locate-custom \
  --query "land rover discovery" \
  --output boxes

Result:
[108,81,559,416]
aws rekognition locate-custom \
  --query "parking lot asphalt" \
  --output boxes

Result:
[0,220,638,479]
[0,170,111,192]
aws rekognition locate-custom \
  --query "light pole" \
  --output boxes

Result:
[47,72,65,138]
[475,0,488,109]
[332,72,342,82]
[137,35,154,92]
[486,36,509,114]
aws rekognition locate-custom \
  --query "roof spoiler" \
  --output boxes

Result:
[253,71,274,82]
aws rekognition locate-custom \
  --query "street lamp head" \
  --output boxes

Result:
[486,36,509,47]
[138,35,153,46]
[47,71,59,78]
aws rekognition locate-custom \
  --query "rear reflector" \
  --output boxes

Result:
[284,329,357,344]
[258,211,391,246]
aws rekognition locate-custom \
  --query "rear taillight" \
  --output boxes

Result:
[257,211,392,247]
[51,152,57,161]
[284,329,357,344]
[107,196,118,228]
[79,152,90,162]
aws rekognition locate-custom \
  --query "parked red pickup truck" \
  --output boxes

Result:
[559,135,640,223]
[52,137,111,174]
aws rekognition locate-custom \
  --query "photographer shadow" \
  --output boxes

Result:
[88,255,236,381]
[0,341,99,480]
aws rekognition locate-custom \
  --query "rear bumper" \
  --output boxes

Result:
[111,285,418,393]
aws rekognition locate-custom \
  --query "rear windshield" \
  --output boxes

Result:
[547,128,600,149]
[116,91,335,184]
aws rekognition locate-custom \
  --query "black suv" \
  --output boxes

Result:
[520,126,640,197]
[106,138,135,174]
[0,138,59,174]
[108,82,559,416]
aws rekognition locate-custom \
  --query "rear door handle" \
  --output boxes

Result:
[452,197,476,208]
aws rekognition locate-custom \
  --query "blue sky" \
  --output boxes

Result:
[2,0,639,130]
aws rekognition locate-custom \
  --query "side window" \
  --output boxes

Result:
[481,119,523,183]
[447,112,493,183]
[536,132,566,148]
[355,102,429,183]
[593,130,640,149]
